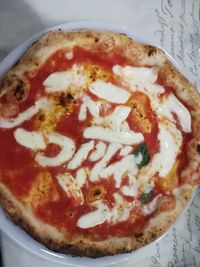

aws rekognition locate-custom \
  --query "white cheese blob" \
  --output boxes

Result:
[113,65,164,93]
[77,193,135,228]
[93,105,131,132]
[120,121,131,131]
[44,64,87,93]
[77,201,109,229]
[78,95,100,121]
[149,123,182,178]
[100,155,138,188]
[0,98,50,129]
[158,94,191,133]
[144,183,154,194]
[67,141,94,170]
[14,128,76,167]
[14,128,46,150]
[90,143,122,182]
[84,126,144,145]
[113,65,191,134]
[119,145,133,156]
[89,141,107,161]
[36,132,75,167]
[76,168,87,188]
[89,80,130,103]
[113,65,164,98]
[65,51,73,60]
[57,172,84,204]
[109,193,132,224]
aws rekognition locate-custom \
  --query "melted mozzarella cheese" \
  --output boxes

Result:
[113,65,164,93]
[158,94,191,133]
[77,193,134,229]
[119,145,133,156]
[113,65,191,134]
[0,98,50,129]
[77,200,109,228]
[153,123,182,177]
[76,168,87,188]
[89,141,107,161]
[93,106,131,132]
[36,132,75,167]
[113,65,164,97]
[84,126,144,145]
[67,141,94,170]
[78,95,100,121]
[137,122,182,188]
[89,80,130,103]
[109,193,132,224]
[57,172,84,204]
[90,143,122,181]
[14,128,46,150]
[120,121,130,131]
[65,51,73,60]
[100,155,138,188]
[112,64,190,182]
[44,64,87,93]
[14,128,76,167]
[121,173,139,197]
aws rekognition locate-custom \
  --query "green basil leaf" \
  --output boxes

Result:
[140,191,152,204]
[134,143,150,169]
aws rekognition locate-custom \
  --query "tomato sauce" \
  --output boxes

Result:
[0,129,40,196]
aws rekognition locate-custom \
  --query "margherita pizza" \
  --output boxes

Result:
[0,30,200,257]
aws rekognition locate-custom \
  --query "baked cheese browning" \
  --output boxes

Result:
[87,185,106,203]
[33,93,77,132]
[0,30,199,257]
[156,160,179,193]
[128,93,153,133]
[24,171,59,207]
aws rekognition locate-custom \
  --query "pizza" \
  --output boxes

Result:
[0,30,200,257]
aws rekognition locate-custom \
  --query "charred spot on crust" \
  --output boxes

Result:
[150,232,157,240]
[13,83,25,101]
[94,37,99,43]
[147,45,157,57]
[134,232,143,238]
[85,32,93,38]
[196,144,200,154]
[5,76,30,103]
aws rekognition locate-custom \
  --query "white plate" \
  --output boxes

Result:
[0,21,197,267]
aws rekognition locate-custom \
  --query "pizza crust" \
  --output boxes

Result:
[0,30,165,97]
[0,182,193,257]
[0,30,200,257]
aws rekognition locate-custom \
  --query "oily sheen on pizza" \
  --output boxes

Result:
[0,30,200,257]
